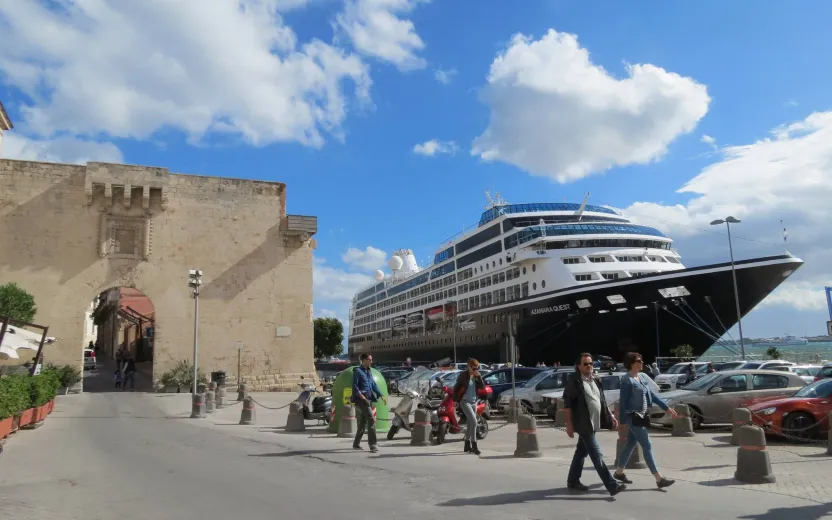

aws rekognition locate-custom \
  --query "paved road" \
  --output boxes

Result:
[1,389,830,520]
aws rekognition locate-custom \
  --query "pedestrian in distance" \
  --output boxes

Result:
[614,352,677,489]
[351,353,387,453]
[114,369,123,390]
[562,353,626,496]
[452,358,486,455]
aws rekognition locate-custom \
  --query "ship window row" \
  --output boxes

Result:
[458,267,521,295]
[479,203,618,226]
[504,224,667,249]
[503,215,627,232]
[355,286,459,324]
[433,246,455,265]
[455,223,502,255]
[537,238,672,251]
[355,273,457,319]
[430,261,455,279]
[458,283,528,312]
[456,240,503,269]
[573,271,659,282]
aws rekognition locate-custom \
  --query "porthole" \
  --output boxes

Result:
[499,258,503,265]
[522,267,527,275]
[542,280,546,289]
[533,282,537,290]
[532,264,536,272]
[492,261,496,268]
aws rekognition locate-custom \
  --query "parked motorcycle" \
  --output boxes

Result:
[433,384,492,444]
[296,378,332,424]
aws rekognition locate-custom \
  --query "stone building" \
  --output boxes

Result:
[0,100,11,153]
[0,143,318,390]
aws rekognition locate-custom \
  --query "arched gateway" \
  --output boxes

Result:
[0,158,318,390]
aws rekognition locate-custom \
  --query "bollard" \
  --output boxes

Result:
[285,401,306,432]
[209,381,217,392]
[237,383,248,402]
[734,425,775,483]
[239,396,256,425]
[514,413,543,458]
[410,408,432,447]
[827,413,831,456]
[190,392,206,419]
[338,404,357,438]
[553,400,568,428]
[197,383,207,394]
[732,408,752,446]
[216,386,226,409]
[671,404,695,437]
[205,390,216,414]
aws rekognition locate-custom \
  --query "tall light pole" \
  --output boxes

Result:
[710,217,745,360]
[451,301,457,365]
[188,269,203,394]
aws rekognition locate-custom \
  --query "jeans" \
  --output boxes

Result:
[616,425,658,474]
[461,401,477,442]
[353,400,377,447]
[567,432,618,493]
[123,372,135,390]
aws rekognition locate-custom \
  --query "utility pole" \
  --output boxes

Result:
[508,312,518,423]
[188,270,203,394]
[451,302,457,365]
[236,341,243,385]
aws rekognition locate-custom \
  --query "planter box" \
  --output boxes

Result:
[0,417,12,439]
[48,399,55,414]
[17,408,34,428]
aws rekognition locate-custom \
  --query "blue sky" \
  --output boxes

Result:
[1,0,831,340]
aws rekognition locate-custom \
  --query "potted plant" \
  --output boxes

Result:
[159,370,179,393]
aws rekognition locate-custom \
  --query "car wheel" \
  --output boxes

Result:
[783,412,818,442]
[688,405,704,429]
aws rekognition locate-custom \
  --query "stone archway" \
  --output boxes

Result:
[0,159,319,391]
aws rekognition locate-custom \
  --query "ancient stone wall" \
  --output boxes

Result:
[0,159,317,390]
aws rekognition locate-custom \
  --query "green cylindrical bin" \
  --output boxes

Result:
[326,366,390,433]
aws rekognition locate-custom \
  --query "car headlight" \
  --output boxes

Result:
[758,407,777,416]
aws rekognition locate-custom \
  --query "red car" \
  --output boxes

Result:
[748,378,832,440]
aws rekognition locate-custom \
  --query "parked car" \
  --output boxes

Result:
[739,360,796,371]
[716,361,747,371]
[497,369,566,414]
[379,366,416,392]
[814,363,832,381]
[652,369,806,429]
[654,362,709,391]
[785,365,822,384]
[83,348,96,370]
[481,367,545,408]
[748,378,832,440]
[539,372,661,416]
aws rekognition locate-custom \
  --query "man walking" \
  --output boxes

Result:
[562,353,626,496]
[351,353,387,453]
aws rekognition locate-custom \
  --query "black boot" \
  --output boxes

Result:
[471,442,481,456]
[464,440,471,453]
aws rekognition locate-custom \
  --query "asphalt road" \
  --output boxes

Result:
[1,371,829,520]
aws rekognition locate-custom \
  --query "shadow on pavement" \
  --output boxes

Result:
[250,449,357,458]
[437,486,640,506]
[738,503,832,520]
[682,464,733,471]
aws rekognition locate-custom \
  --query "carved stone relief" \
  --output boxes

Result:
[99,214,151,260]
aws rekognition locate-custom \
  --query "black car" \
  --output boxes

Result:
[481,367,546,407]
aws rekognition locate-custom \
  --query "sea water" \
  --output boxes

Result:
[700,341,832,364]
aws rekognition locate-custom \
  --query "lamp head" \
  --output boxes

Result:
[725,216,741,224]
[710,219,725,226]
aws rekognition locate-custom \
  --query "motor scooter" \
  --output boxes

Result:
[296,377,332,424]
[387,389,441,439]
[434,384,492,444]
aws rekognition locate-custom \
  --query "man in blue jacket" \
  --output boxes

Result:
[352,353,387,452]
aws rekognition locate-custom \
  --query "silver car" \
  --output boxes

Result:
[652,369,806,429]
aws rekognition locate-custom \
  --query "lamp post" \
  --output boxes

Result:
[188,269,203,394]
[710,217,745,360]
[451,301,457,365]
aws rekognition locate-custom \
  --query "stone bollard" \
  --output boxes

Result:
[410,408,432,446]
[197,383,207,394]
[205,390,216,414]
[237,383,248,402]
[734,425,775,483]
[190,393,206,419]
[827,413,831,456]
[553,400,568,428]
[338,404,357,438]
[671,404,695,437]
[514,413,543,458]
[239,396,256,425]
[209,381,217,392]
[285,402,306,432]
[216,386,226,409]
[506,399,522,423]
[732,408,752,446]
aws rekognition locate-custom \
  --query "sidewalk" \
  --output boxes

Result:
[159,392,832,505]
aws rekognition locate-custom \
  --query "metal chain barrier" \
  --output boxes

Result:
[245,396,294,410]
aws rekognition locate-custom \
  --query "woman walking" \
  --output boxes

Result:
[453,358,485,455]
[614,352,678,489]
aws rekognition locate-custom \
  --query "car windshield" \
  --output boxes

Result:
[794,379,832,398]
[743,362,762,369]
[666,364,689,374]
[679,372,722,391]
[524,369,555,387]
[792,367,818,376]
[695,364,711,374]
[719,362,745,371]
[442,371,461,385]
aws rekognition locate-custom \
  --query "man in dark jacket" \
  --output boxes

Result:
[351,353,387,453]
[562,353,625,496]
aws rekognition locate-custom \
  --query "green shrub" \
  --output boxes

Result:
[0,371,62,419]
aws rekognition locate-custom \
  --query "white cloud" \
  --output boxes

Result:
[0,0,371,148]
[700,134,717,149]
[313,256,375,342]
[341,245,387,271]
[413,138,457,156]
[335,0,428,71]
[1,132,124,164]
[622,111,832,311]
[434,68,457,85]
[472,29,710,182]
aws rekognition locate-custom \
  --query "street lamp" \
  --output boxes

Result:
[710,217,745,360]
[188,269,203,394]
[451,301,457,365]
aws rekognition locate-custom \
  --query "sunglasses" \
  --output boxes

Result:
[470,365,480,370]
[581,362,593,367]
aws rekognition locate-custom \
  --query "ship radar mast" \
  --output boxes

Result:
[484,190,509,211]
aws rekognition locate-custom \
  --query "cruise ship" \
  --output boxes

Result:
[347,194,804,365]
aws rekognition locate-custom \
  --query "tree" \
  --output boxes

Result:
[670,344,693,358]
[314,317,344,359]
[0,282,37,323]
[766,346,782,360]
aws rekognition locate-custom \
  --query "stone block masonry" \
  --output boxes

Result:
[0,159,318,385]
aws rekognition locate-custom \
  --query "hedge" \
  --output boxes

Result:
[0,370,61,420]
